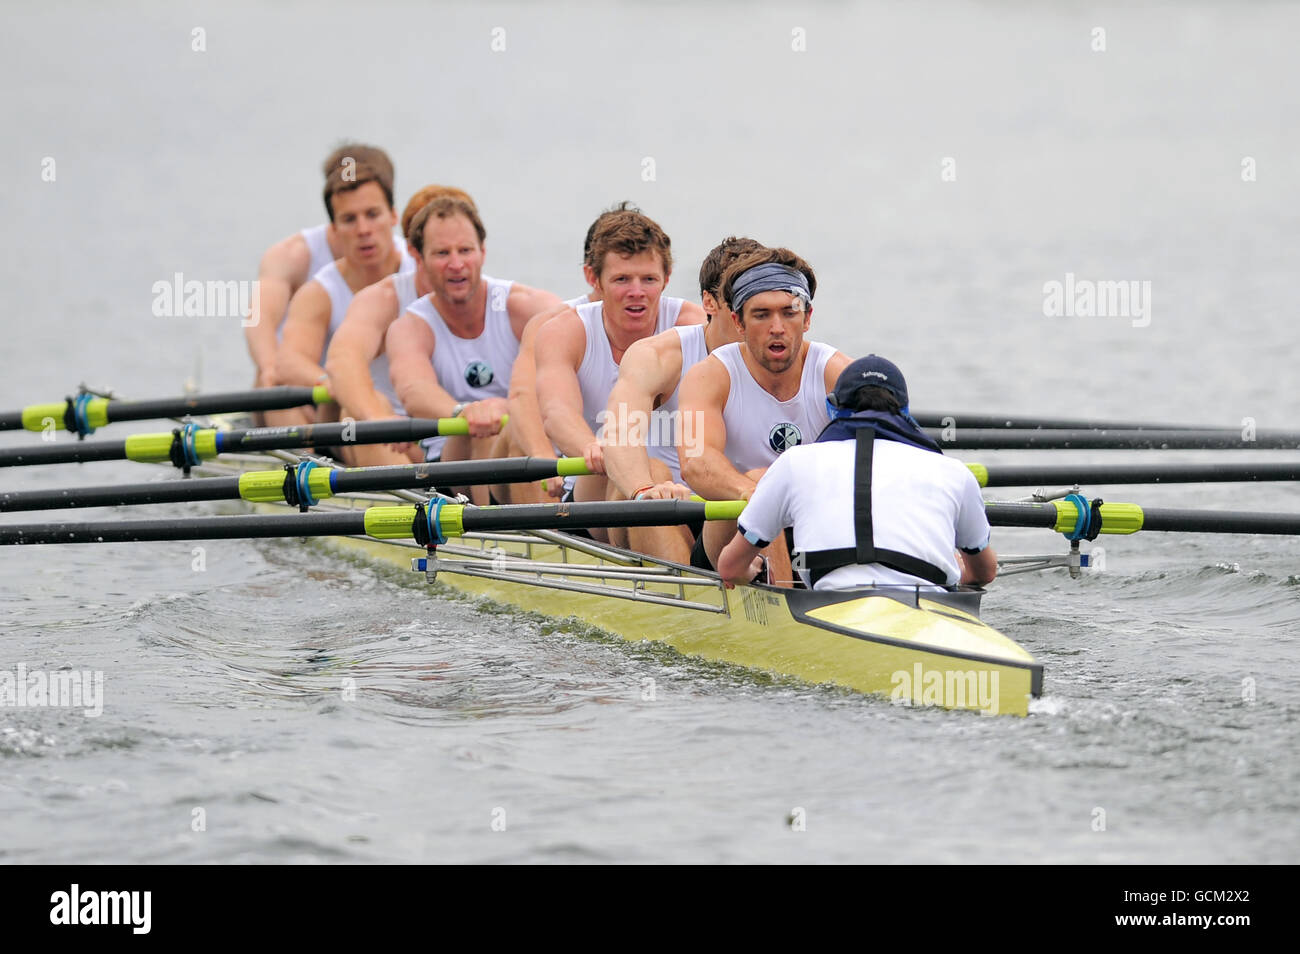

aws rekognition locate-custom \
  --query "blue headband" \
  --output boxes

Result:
[730,263,812,315]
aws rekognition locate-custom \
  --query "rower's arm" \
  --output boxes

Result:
[507,303,571,458]
[955,471,997,585]
[274,281,332,388]
[244,234,311,384]
[535,312,598,459]
[959,548,998,586]
[678,358,754,500]
[386,313,459,420]
[603,337,675,498]
[324,280,397,420]
[718,454,792,586]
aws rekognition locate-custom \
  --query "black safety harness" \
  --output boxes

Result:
[797,427,951,587]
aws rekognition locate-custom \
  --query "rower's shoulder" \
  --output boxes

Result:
[674,300,707,325]
[259,231,313,278]
[287,272,330,312]
[535,303,585,343]
[621,328,685,375]
[680,349,730,395]
[346,274,400,318]
[819,345,852,386]
[505,281,562,318]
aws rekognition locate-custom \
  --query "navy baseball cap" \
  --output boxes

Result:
[828,355,909,411]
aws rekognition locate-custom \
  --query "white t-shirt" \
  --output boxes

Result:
[738,437,990,590]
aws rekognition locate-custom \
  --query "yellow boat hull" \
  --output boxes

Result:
[325,527,1041,717]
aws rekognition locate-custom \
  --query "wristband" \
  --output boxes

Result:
[451,402,468,417]
[631,484,655,500]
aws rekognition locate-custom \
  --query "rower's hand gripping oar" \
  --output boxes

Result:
[0,385,334,436]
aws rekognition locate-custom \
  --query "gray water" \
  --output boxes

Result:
[1,0,1298,863]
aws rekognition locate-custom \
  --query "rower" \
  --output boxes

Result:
[534,210,706,539]
[385,196,561,503]
[718,356,997,590]
[601,236,767,561]
[242,143,397,422]
[323,185,477,467]
[677,247,851,581]
[273,160,413,426]
[501,201,641,504]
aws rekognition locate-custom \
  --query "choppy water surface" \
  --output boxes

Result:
[2,1,1298,862]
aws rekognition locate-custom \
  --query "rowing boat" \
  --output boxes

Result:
[13,386,1300,720]
[188,448,1042,717]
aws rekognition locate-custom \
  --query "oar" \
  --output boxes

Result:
[0,386,332,435]
[913,411,1216,431]
[0,456,592,513]
[987,500,1300,535]
[967,461,1300,488]
[0,417,477,469]
[0,499,748,546]
[929,428,1300,450]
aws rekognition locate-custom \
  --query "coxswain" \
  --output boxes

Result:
[718,355,997,590]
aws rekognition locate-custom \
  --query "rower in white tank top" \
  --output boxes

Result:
[711,340,837,474]
[310,244,415,350]
[575,296,684,434]
[646,323,708,484]
[307,247,415,409]
[300,223,408,280]
[405,275,519,460]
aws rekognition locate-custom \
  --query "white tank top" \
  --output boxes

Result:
[300,224,334,280]
[563,293,590,308]
[406,276,519,459]
[645,324,708,484]
[309,244,416,358]
[713,340,836,474]
[575,297,684,434]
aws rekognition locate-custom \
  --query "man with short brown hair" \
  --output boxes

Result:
[320,186,477,465]
[272,162,412,426]
[678,247,851,580]
[600,236,767,561]
[385,196,560,501]
[534,211,705,536]
[242,143,396,401]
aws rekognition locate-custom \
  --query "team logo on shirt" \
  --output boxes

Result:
[464,361,494,388]
[768,422,802,454]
